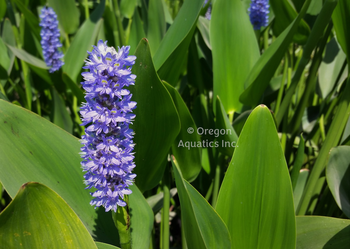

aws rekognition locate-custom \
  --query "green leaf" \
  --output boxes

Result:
[129,185,154,249]
[130,39,180,192]
[215,96,238,157]
[5,43,48,69]
[326,146,350,218]
[291,135,305,190]
[146,188,177,214]
[296,216,350,249]
[96,242,120,249]
[120,0,138,19]
[172,157,231,249]
[270,0,310,44]
[48,0,80,35]
[153,0,204,84]
[0,37,10,80]
[128,9,146,55]
[147,0,166,55]
[211,0,259,114]
[63,0,105,82]
[0,0,6,21]
[62,73,85,105]
[332,0,350,58]
[12,0,41,41]
[0,182,97,249]
[197,16,211,50]
[216,105,296,249]
[51,88,73,133]
[163,81,202,182]
[240,0,312,107]
[293,169,309,212]
[0,100,119,245]
[318,37,348,99]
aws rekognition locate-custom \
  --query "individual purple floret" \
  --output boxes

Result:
[39,7,64,73]
[80,40,137,212]
[248,0,270,30]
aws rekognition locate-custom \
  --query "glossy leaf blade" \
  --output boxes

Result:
[48,0,80,34]
[63,1,105,82]
[172,157,231,249]
[0,183,97,249]
[326,146,350,218]
[332,0,350,58]
[130,39,180,192]
[216,105,296,249]
[164,81,202,182]
[0,99,119,245]
[5,43,47,69]
[211,0,259,114]
[296,216,350,248]
[147,0,166,55]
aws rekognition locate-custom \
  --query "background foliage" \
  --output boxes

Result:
[0,0,350,248]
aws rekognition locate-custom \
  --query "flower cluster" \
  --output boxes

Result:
[39,7,64,73]
[204,0,212,20]
[80,40,137,212]
[248,0,270,30]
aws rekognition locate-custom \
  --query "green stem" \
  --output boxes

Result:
[84,0,90,19]
[212,164,221,208]
[65,33,70,48]
[263,27,269,51]
[276,0,338,126]
[112,196,132,249]
[275,54,288,115]
[297,77,350,215]
[161,165,170,249]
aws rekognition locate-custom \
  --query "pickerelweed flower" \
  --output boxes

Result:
[80,40,137,212]
[39,7,64,73]
[248,0,270,30]
[204,0,212,20]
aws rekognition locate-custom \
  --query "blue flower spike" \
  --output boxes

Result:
[39,7,64,73]
[248,0,270,30]
[80,40,137,212]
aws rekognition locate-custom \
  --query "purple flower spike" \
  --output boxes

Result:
[39,7,64,73]
[248,0,270,30]
[80,40,137,212]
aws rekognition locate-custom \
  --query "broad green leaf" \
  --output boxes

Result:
[318,37,348,99]
[164,82,202,182]
[296,216,350,248]
[147,0,166,55]
[120,0,138,19]
[0,182,97,249]
[96,242,121,249]
[1,19,15,77]
[130,39,180,192]
[270,0,310,44]
[51,88,73,133]
[12,0,41,41]
[215,96,238,157]
[48,0,80,35]
[240,0,312,107]
[332,0,350,58]
[172,157,231,249]
[63,0,105,82]
[153,0,204,70]
[5,43,48,69]
[326,146,350,218]
[211,0,259,114]
[293,169,309,211]
[0,100,119,245]
[216,105,296,249]
[129,185,154,249]
[128,9,146,55]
